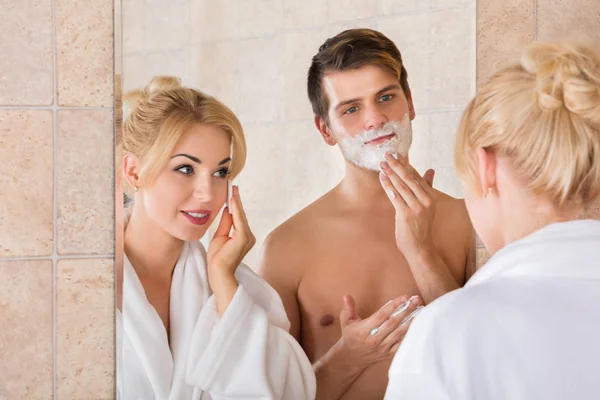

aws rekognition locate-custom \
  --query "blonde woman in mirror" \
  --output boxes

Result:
[116,76,316,399]
[385,38,600,399]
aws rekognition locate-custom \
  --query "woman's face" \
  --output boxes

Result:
[141,123,231,242]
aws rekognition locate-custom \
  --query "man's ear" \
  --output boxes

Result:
[314,115,337,146]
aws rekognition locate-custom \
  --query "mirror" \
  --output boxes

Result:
[117,1,475,398]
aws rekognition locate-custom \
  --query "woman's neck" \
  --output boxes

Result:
[501,194,581,249]
[124,204,184,281]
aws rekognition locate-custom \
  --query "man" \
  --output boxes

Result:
[258,28,476,400]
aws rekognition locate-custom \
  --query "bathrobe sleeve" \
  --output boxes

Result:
[185,264,316,400]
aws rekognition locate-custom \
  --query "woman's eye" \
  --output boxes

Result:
[213,168,231,179]
[176,165,194,175]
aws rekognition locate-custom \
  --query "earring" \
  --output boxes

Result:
[133,186,139,192]
[486,187,493,198]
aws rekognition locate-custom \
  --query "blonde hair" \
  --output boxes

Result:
[455,38,600,207]
[121,76,246,195]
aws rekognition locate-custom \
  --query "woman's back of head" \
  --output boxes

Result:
[455,37,600,208]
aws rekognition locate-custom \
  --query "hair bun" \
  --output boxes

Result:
[123,76,183,119]
[522,39,600,125]
[145,76,183,94]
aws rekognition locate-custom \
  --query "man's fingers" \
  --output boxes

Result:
[340,294,358,326]
[370,296,422,341]
[423,168,435,189]
[365,295,408,328]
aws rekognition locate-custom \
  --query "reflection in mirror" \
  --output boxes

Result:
[118,1,476,398]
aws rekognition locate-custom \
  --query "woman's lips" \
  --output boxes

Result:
[181,210,211,225]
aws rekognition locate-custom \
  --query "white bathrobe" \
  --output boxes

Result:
[385,219,600,400]
[116,240,316,400]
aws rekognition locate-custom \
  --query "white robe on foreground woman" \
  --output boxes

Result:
[385,219,600,400]
[117,240,316,400]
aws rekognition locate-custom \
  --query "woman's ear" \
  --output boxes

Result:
[123,154,141,190]
[475,147,497,196]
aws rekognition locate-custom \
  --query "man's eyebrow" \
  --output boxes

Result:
[333,84,402,112]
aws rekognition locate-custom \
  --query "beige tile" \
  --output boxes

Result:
[0,261,53,399]
[432,0,471,8]
[122,49,194,93]
[0,0,53,105]
[144,0,191,52]
[428,112,463,197]
[196,41,238,113]
[327,19,380,38]
[282,121,346,212]
[378,12,431,113]
[122,0,146,53]
[242,210,291,271]
[236,37,285,124]
[477,0,534,88]
[537,0,600,43]
[191,0,238,43]
[430,7,473,110]
[284,29,330,121]
[57,110,114,255]
[0,111,53,257]
[237,0,284,37]
[56,0,114,107]
[284,0,328,30]
[476,246,491,269]
[378,0,427,15]
[327,0,378,23]
[236,124,287,211]
[56,259,115,399]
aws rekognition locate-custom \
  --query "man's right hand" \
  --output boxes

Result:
[337,294,422,369]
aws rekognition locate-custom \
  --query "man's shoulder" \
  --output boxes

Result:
[433,189,464,209]
[433,189,470,227]
[259,192,339,284]
[266,191,338,247]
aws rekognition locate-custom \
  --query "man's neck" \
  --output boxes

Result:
[337,161,396,212]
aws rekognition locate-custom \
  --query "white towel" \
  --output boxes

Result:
[117,240,316,399]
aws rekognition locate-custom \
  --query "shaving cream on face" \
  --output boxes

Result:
[337,114,413,171]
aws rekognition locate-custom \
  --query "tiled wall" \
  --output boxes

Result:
[0,0,115,398]
[475,0,600,267]
[2,0,597,396]
[122,0,477,267]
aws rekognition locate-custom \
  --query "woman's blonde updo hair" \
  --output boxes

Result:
[455,38,600,207]
[121,76,246,195]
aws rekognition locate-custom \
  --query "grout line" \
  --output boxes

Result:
[51,0,58,396]
[533,0,538,41]
[236,107,468,128]
[0,105,112,110]
[0,254,116,262]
